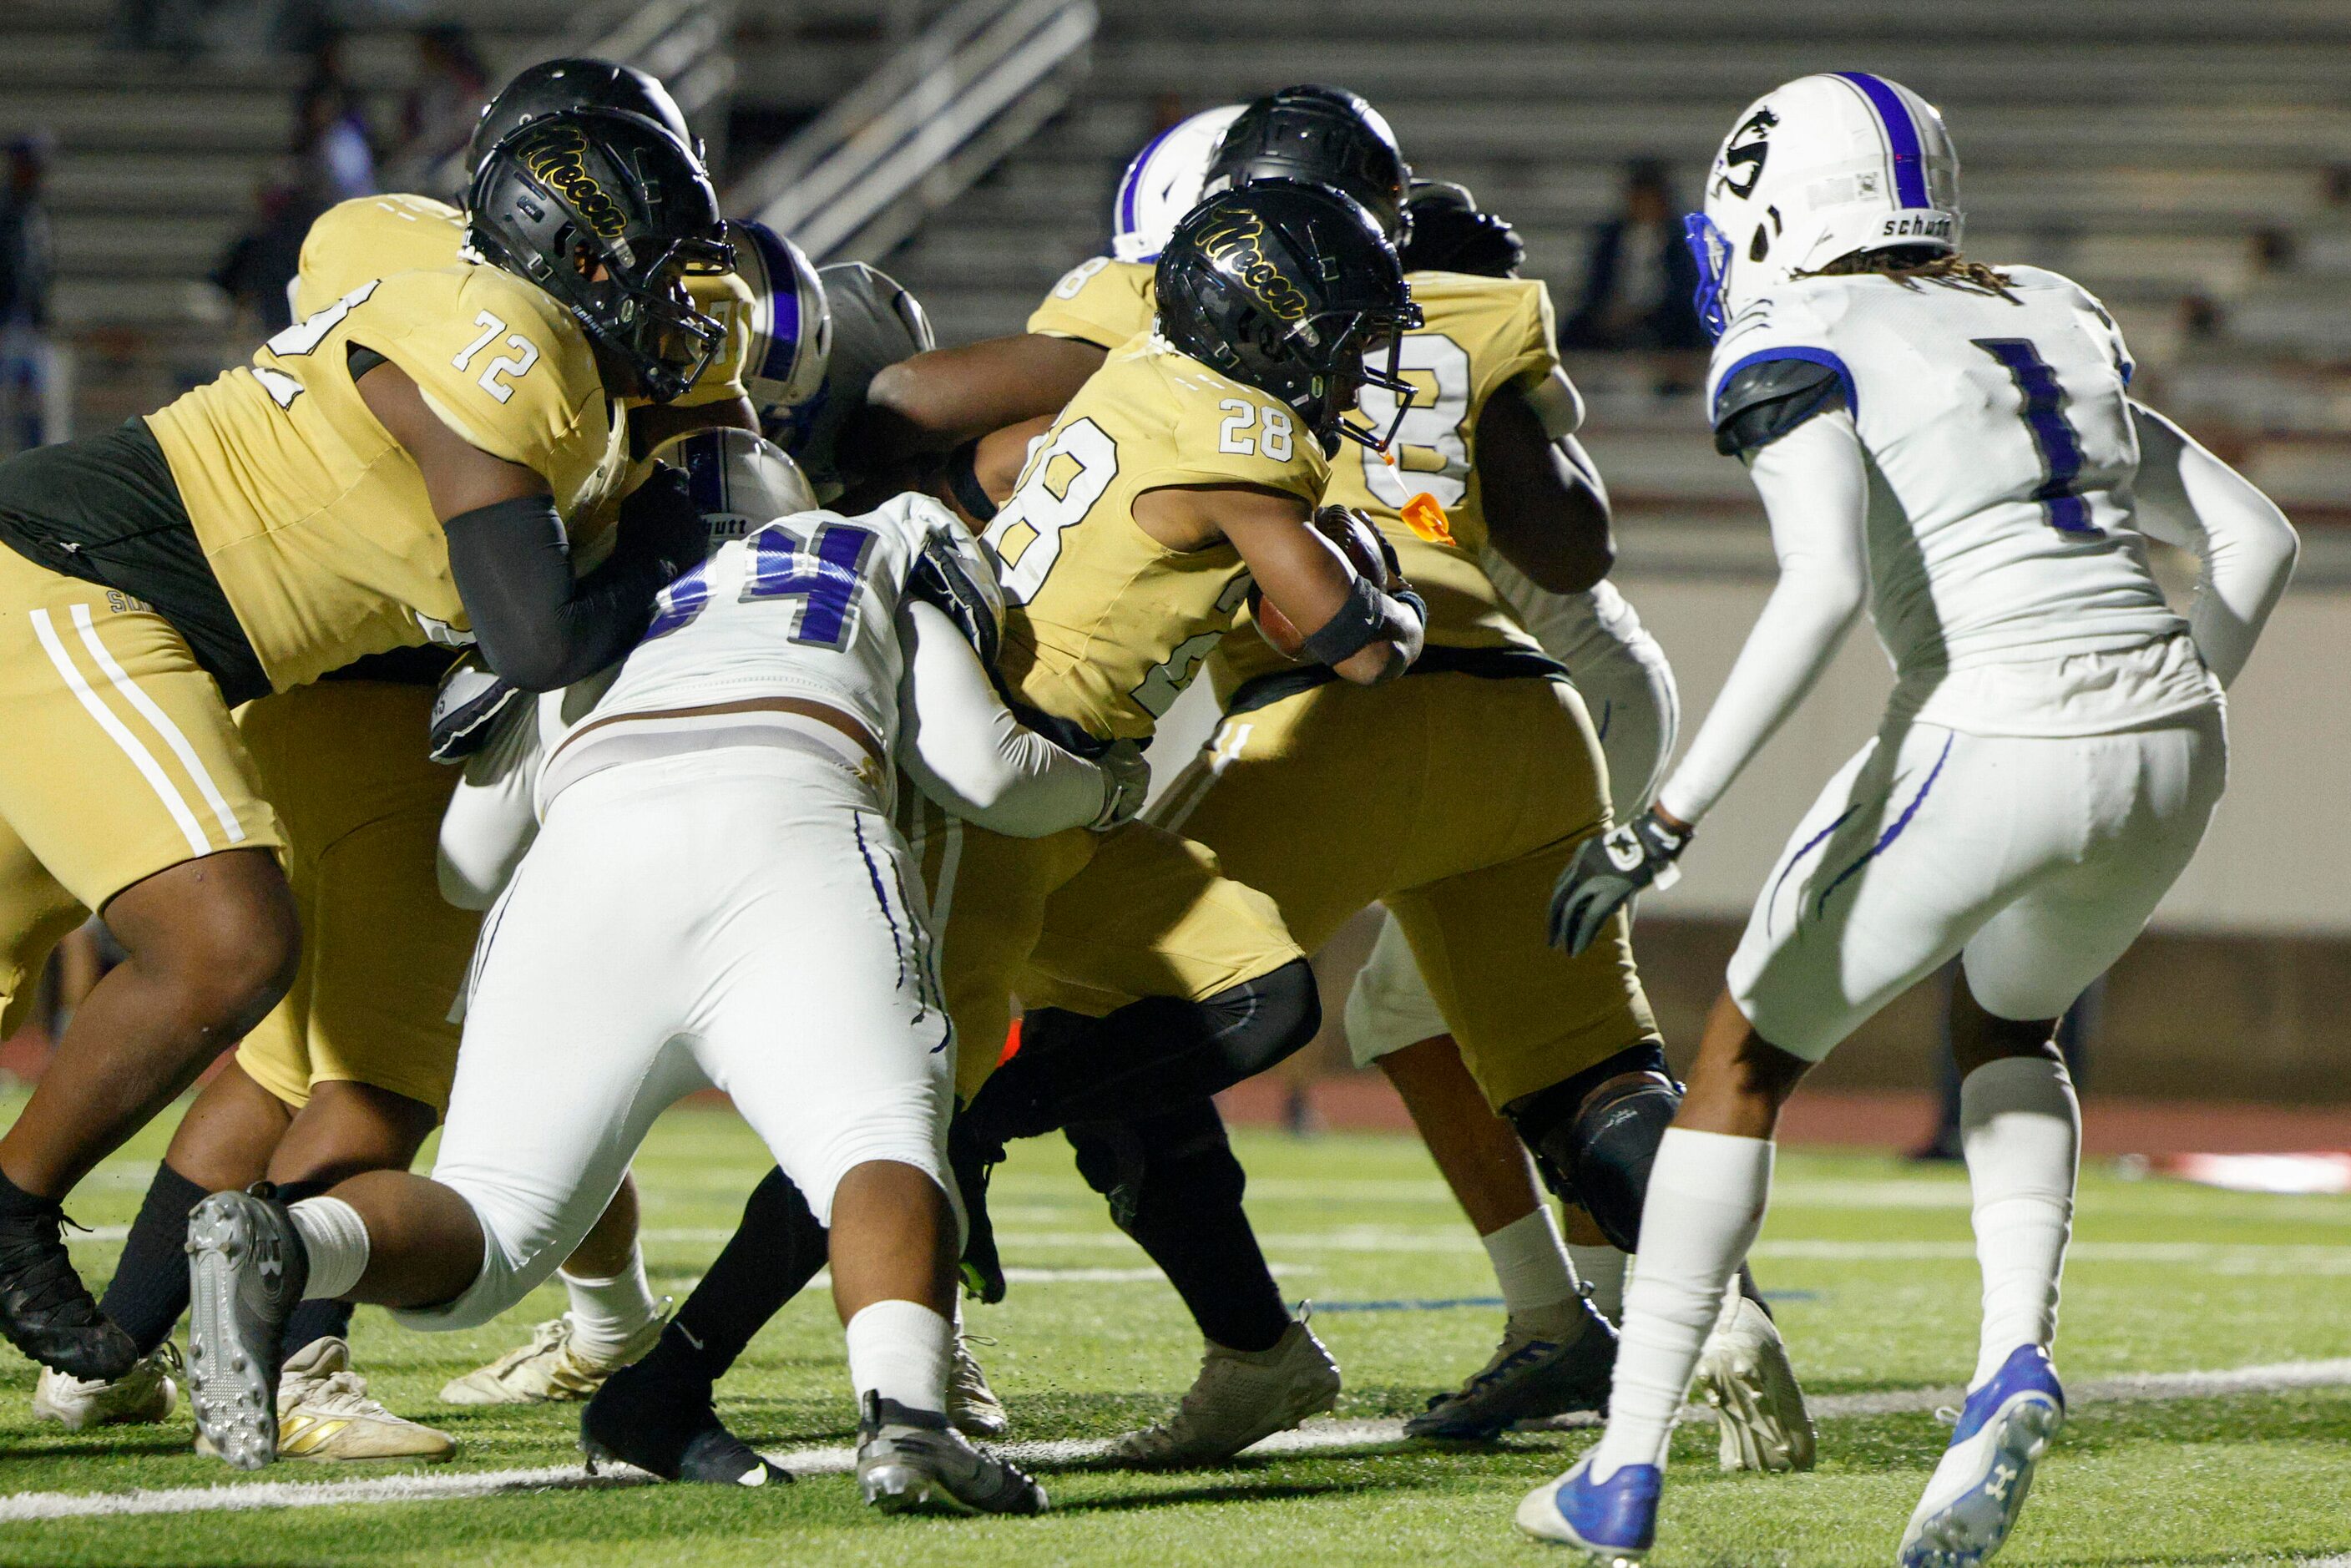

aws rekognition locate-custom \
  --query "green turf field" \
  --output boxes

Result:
[0,1093,2346,1566]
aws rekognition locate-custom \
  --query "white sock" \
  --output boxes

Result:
[844,1297,953,1414]
[1567,1242,1630,1324]
[1482,1206,1580,1320]
[1590,1129,1773,1480]
[559,1247,659,1362]
[1960,1055,2079,1388]
[287,1197,370,1301]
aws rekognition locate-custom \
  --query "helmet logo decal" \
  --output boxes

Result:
[522,125,627,238]
[1197,209,1308,322]
[1719,107,1777,200]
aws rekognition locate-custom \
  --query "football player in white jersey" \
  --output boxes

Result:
[1520,73,2297,1565]
[184,432,1143,1517]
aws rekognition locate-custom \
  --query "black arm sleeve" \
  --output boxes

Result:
[443,473,706,692]
[1712,357,1848,458]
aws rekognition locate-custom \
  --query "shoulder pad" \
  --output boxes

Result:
[1711,355,1848,458]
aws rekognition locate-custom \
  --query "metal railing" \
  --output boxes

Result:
[729,0,1096,262]
[381,0,738,200]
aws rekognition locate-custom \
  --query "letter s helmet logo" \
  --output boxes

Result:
[1720,107,1778,200]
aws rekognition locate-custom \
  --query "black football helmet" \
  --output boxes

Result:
[466,108,734,403]
[1155,180,1423,457]
[1205,84,1411,245]
[1400,179,1525,278]
[468,58,703,175]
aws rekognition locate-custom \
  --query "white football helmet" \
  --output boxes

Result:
[1688,72,1963,336]
[726,218,833,423]
[1110,104,1245,263]
[648,427,819,546]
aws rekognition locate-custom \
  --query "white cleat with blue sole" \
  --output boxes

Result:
[1514,1451,1661,1564]
[1898,1344,2065,1568]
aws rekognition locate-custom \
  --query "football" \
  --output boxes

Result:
[1255,505,1396,659]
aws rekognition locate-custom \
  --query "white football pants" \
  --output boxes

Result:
[1731,705,2227,1060]
[1342,630,1679,1067]
[397,746,955,1333]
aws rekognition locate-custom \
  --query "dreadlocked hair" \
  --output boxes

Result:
[1798,245,2018,302]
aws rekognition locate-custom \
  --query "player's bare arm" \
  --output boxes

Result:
[848,332,1109,470]
[1478,381,1615,595]
[1135,482,1423,685]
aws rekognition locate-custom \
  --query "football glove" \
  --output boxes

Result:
[1092,739,1150,830]
[1549,807,1692,956]
[427,651,522,764]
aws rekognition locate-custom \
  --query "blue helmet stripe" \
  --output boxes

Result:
[685,434,726,513]
[737,220,806,385]
[1116,123,1181,239]
[1833,72,1929,210]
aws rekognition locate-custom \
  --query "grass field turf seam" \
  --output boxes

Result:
[1,1098,2346,1565]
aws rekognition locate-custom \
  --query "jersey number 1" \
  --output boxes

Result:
[1971,338,2096,534]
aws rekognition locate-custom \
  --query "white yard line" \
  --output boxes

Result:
[3,1358,2346,1525]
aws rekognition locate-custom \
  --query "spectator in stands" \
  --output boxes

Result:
[1560,158,1708,356]
[210,177,321,336]
[295,38,377,202]
[400,23,491,168]
[0,134,59,453]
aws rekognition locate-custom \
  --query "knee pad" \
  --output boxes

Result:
[1065,1100,1242,1235]
[1213,958,1321,1082]
[1505,1041,1678,1253]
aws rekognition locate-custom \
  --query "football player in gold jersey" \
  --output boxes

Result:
[41,71,817,1455]
[0,106,727,1379]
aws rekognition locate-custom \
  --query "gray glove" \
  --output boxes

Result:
[1091,739,1151,829]
[1549,807,1691,955]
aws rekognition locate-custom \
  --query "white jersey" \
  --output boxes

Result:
[594,492,989,756]
[1708,266,2211,736]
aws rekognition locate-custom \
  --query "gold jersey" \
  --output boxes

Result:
[1213,271,1560,695]
[145,263,629,690]
[1019,257,1562,694]
[293,195,757,414]
[1025,256,1156,349]
[981,331,1329,742]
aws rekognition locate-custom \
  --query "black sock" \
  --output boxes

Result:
[0,1168,56,1217]
[645,1166,827,1388]
[281,1297,355,1362]
[973,962,1320,1141]
[98,1162,208,1354]
[1069,1102,1287,1353]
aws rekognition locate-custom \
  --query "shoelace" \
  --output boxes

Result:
[0,1211,104,1321]
[1934,1404,1963,1425]
[292,1369,397,1419]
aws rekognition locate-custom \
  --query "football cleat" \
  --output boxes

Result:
[1694,1290,1817,1472]
[580,1356,791,1486]
[33,1340,180,1429]
[438,1302,670,1405]
[948,1332,1009,1439]
[185,1188,306,1469]
[1103,1311,1341,1468]
[1514,1451,1661,1561]
[1897,1345,2065,1568]
[1406,1300,1617,1441]
[267,1338,454,1462]
[0,1204,139,1382]
[856,1392,1045,1515]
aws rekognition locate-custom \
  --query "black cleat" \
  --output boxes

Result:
[857,1392,1044,1515]
[185,1187,306,1469]
[581,1358,791,1487]
[0,1204,138,1381]
[948,1114,1007,1305]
